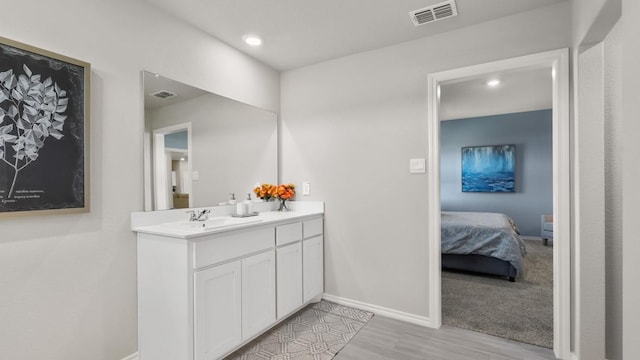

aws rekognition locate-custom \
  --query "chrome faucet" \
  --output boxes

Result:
[186,209,210,222]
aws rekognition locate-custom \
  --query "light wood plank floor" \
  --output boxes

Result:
[334,315,557,360]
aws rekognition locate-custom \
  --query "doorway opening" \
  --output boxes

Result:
[427,49,570,359]
[152,122,192,210]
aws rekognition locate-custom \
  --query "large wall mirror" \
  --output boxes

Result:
[143,71,278,211]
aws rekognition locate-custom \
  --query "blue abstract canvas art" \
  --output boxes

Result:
[462,145,515,192]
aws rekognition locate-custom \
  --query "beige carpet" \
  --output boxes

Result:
[441,239,553,348]
[226,301,374,360]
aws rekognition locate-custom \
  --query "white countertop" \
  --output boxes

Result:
[131,201,324,239]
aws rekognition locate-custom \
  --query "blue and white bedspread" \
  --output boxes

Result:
[441,211,527,274]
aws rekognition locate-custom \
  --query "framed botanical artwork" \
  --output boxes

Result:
[461,144,515,193]
[0,36,90,217]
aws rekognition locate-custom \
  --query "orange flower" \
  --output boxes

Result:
[276,183,295,200]
[255,183,296,202]
[254,183,277,200]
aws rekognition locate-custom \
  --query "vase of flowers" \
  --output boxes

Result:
[253,183,277,202]
[276,183,295,211]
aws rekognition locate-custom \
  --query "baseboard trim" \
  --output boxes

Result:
[322,293,433,328]
[121,352,139,360]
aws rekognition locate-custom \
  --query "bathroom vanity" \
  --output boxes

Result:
[131,202,324,360]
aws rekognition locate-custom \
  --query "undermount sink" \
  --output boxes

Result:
[165,216,263,230]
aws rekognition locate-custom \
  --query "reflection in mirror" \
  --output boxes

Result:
[143,71,278,211]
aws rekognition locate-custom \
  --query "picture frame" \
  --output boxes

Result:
[0,36,90,217]
[461,144,515,193]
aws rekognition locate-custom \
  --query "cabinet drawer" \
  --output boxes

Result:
[193,227,275,269]
[303,218,323,239]
[276,222,302,246]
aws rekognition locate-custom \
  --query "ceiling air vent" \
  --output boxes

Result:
[409,0,458,26]
[150,90,176,99]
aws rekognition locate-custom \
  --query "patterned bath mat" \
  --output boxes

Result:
[226,300,374,360]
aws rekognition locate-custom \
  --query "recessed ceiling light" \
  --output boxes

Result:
[487,79,501,87]
[243,34,263,46]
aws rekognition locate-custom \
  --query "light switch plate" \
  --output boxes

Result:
[192,171,199,181]
[410,158,426,174]
[302,181,310,196]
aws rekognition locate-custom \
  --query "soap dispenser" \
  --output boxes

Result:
[245,193,254,214]
[228,193,237,204]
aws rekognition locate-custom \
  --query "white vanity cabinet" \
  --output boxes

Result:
[241,250,276,340]
[194,250,276,360]
[303,218,324,303]
[276,222,304,319]
[194,260,242,360]
[275,218,325,318]
[135,212,323,360]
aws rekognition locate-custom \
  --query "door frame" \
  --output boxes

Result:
[152,122,192,210]
[426,49,570,359]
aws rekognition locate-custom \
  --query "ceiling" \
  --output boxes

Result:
[144,0,567,71]
[144,71,208,110]
[439,66,553,121]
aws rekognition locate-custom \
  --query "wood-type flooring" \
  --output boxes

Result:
[334,315,556,360]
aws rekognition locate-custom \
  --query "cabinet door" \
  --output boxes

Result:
[276,242,303,319]
[303,235,324,303]
[194,261,242,360]
[242,250,276,340]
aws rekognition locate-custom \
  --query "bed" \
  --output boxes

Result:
[441,211,526,281]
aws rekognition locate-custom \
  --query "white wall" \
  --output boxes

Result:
[573,0,612,45]
[281,3,571,317]
[0,1,279,359]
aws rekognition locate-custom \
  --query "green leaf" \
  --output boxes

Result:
[23,64,32,77]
